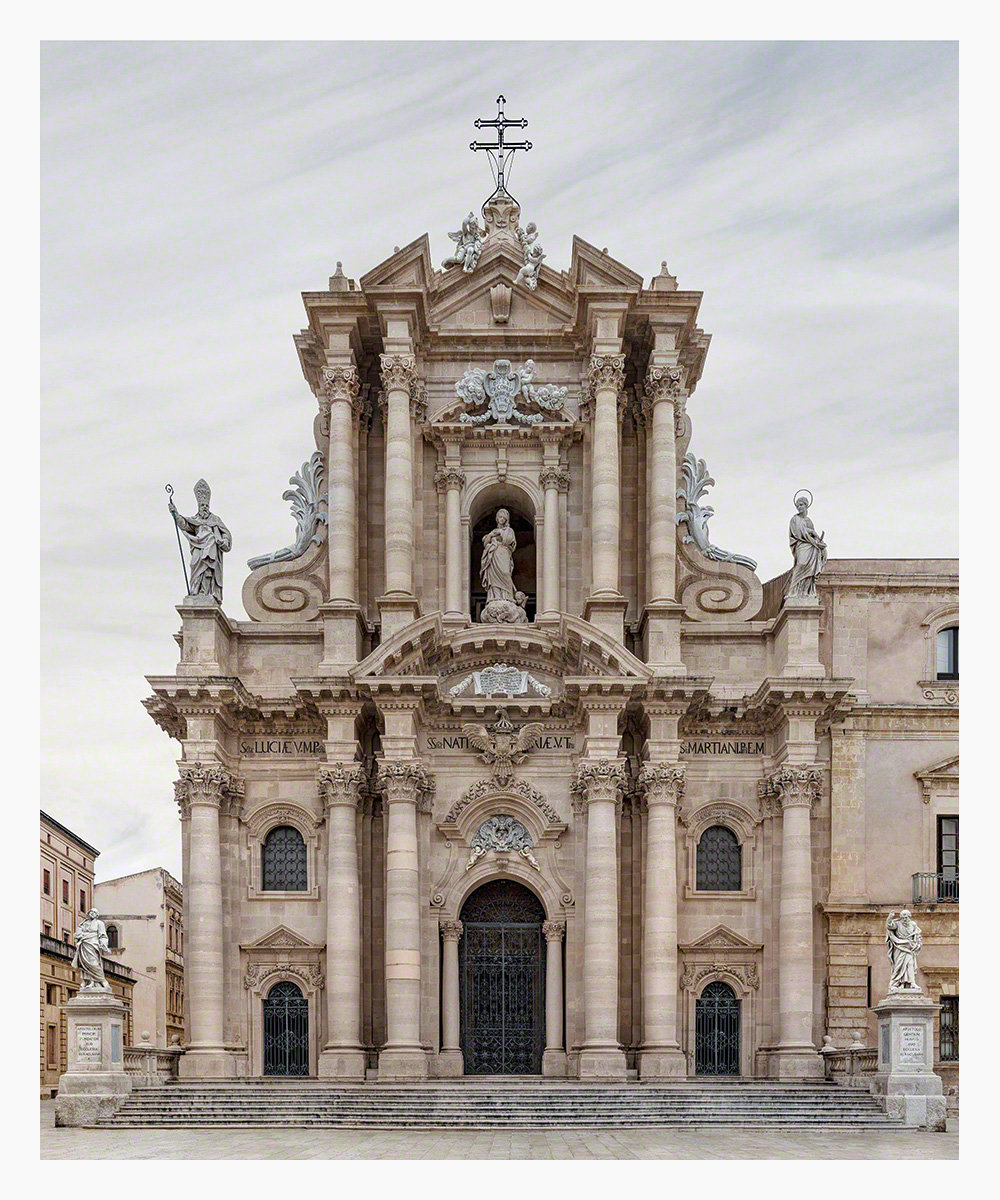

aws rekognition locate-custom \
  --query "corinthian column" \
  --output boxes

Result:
[380,354,417,593]
[637,763,687,1078]
[539,467,563,618]
[378,759,429,1078]
[175,762,243,1079]
[317,763,366,1078]
[588,355,625,597]
[438,920,463,1075]
[643,365,684,602]
[574,759,627,1079]
[542,920,567,1075]
[759,764,825,1079]
[320,365,360,604]
[434,468,465,621]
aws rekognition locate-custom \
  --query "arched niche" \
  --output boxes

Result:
[467,480,537,623]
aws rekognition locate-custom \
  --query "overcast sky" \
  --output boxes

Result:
[41,41,957,883]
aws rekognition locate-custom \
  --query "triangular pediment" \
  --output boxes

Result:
[915,755,959,783]
[244,925,317,951]
[679,924,763,953]
[570,236,644,293]
[359,235,433,292]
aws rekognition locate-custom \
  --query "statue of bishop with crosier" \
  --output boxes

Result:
[169,478,232,602]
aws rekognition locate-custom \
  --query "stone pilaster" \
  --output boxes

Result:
[759,764,825,1078]
[378,759,429,1078]
[542,920,567,1075]
[438,920,463,1075]
[378,353,421,640]
[637,762,688,1078]
[317,762,366,1078]
[573,758,627,1078]
[584,354,628,643]
[175,762,243,1078]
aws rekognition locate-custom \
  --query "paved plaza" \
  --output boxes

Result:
[39,1101,957,1160]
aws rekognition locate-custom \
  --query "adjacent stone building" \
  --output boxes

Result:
[40,811,135,1095]
[144,171,957,1088]
[95,867,185,1048]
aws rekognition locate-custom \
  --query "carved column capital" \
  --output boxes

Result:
[174,762,244,819]
[572,758,627,807]
[588,353,626,395]
[758,764,824,812]
[643,364,686,407]
[439,920,464,943]
[539,466,565,492]
[379,353,417,395]
[638,762,686,807]
[378,759,430,805]
[317,762,364,809]
[319,364,360,422]
[542,920,566,943]
[434,468,466,494]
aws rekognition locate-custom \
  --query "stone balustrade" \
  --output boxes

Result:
[123,1042,183,1086]
[821,1040,878,1088]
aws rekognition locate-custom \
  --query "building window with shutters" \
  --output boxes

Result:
[936,626,958,679]
[939,996,958,1061]
[937,815,959,901]
[106,924,120,950]
[43,869,51,895]
[696,825,742,891]
[62,880,69,904]
[261,825,308,892]
[46,1025,57,1068]
[79,889,87,913]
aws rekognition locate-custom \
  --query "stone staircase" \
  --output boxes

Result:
[105,1079,901,1128]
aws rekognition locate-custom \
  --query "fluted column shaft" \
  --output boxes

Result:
[379,761,428,1075]
[575,760,626,1076]
[318,764,365,1075]
[540,468,562,615]
[321,366,360,603]
[644,367,684,602]
[440,921,463,1052]
[588,355,625,596]
[380,355,416,595]
[543,921,565,1052]
[436,469,465,618]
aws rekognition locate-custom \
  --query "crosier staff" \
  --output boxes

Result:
[165,484,190,594]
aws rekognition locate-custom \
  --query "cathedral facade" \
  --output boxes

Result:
[144,179,958,1089]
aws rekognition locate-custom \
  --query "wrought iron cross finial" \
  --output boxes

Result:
[470,94,532,195]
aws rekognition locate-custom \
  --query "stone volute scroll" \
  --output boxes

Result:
[785,490,828,599]
[168,478,232,603]
[676,454,757,570]
[247,451,328,569]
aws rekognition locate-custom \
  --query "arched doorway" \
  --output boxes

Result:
[460,879,545,1074]
[695,980,741,1075]
[262,980,309,1076]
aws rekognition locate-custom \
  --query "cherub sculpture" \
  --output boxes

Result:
[515,221,545,290]
[442,212,484,273]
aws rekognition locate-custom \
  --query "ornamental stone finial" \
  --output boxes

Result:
[379,354,417,395]
[638,762,686,807]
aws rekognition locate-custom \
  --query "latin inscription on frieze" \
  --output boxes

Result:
[681,740,766,757]
[424,733,576,752]
[77,1024,102,1064]
[239,739,325,756]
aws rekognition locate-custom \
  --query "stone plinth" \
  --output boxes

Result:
[871,991,946,1130]
[55,990,132,1126]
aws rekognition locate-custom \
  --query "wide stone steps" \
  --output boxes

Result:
[106,1082,900,1128]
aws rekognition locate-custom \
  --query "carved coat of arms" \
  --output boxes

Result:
[462,708,543,785]
[456,359,568,426]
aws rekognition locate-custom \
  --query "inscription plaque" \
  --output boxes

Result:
[899,1024,925,1066]
[111,1023,121,1064]
[77,1024,102,1064]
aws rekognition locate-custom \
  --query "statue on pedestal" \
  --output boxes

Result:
[786,490,827,598]
[169,478,232,602]
[72,909,110,991]
[480,509,528,623]
[885,910,923,992]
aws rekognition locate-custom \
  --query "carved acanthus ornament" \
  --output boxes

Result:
[542,920,566,943]
[439,920,464,942]
[466,814,540,872]
[243,963,324,992]
[638,762,686,807]
[588,354,626,396]
[572,759,627,808]
[434,468,466,494]
[247,452,328,569]
[379,354,417,395]
[680,962,759,992]
[378,759,431,805]
[317,762,364,808]
[677,453,758,570]
[644,364,685,406]
[539,467,564,491]
[758,764,824,814]
[174,762,244,819]
[444,776,562,827]
[319,364,360,423]
[455,358,569,426]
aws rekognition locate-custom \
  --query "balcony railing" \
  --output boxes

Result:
[912,872,959,904]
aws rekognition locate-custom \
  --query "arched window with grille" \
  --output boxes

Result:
[105,924,120,950]
[696,825,742,891]
[261,825,308,892]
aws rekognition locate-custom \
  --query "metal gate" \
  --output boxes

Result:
[695,980,740,1075]
[263,980,309,1076]
[460,880,544,1075]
